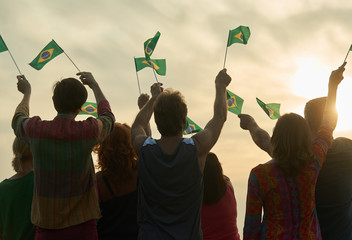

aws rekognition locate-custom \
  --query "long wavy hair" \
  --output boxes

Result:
[271,113,314,177]
[203,152,227,204]
[94,123,137,182]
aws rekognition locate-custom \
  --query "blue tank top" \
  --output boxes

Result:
[137,137,203,240]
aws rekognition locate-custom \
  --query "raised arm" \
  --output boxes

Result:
[12,75,31,136]
[138,93,152,137]
[238,114,272,157]
[76,72,106,104]
[131,83,163,155]
[324,62,346,128]
[76,72,115,141]
[192,69,231,171]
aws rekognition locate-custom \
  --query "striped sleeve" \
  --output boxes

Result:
[96,100,115,141]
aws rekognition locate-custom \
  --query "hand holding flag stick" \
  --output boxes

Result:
[0,35,22,74]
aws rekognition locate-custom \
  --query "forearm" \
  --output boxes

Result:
[132,97,156,133]
[91,83,106,104]
[15,91,31,116]
[213,84,227,124]
[324,83,338,129]
[249,126,272,156]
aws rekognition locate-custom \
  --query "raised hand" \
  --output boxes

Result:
[215,68,231,88]
[16,75,31,94]
[329,62,347,88]
[150,82,163,99]
[76,72,98,89]
[138,93,150,109]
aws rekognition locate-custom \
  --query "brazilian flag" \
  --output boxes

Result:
[256,97,280,120]
[227,26,250,46]
[183,117,203,135]
[226,89,244,115]
[78,102,98,118]
[0,35,8,53]
[144,31,160,61]
[29,40,64,70]
[134,57,166,76]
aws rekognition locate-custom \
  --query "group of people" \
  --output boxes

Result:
[0,63,351,240]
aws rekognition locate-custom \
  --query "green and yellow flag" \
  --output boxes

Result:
[29,40,64,70]
[256,97,280,120]
[227,26,251,46]
[78,102,98,118]
[144,31,160,61]
[227,89,244,115]
[0,35,8,53]
[135,57,166,76]
[183,117,203,135]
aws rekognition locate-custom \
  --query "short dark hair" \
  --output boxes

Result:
[52,78,87,113]
[271,113,314,177]
[203,152,227,204]
[304,97,326,134]
[153,89,187,136]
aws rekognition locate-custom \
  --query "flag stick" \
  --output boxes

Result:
[134,57,142,94]
[7,49,22,75]
[152,66,159,83]
[63,51,80,72]
[223,30,230,69]
[223,46,228,69]
[343,46,350,64]
[135,71,141,95]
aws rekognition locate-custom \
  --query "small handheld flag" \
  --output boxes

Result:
[256,97,280,120]
[226,89,244,115]
[0,35,22,74]
[227,26,251,46]
[135,57,166,76]
[0,35,8,53]
[223,26,251,68]
[78,102,98,118]
[144,31,160,61]
[183,117,203,135]
[29,40,64,70]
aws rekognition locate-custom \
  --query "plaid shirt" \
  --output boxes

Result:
[12,100,115,229]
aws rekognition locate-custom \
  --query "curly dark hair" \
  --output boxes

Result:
[94,122,137,181]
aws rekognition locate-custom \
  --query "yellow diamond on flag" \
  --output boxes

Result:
[38,48,54,63]
[234,32,244,42]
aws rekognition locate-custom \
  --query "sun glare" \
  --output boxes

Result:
[292,57,352,131]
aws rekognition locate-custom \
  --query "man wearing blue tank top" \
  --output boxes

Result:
[131,69,231,240]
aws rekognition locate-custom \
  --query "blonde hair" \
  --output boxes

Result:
[12,137,32,173]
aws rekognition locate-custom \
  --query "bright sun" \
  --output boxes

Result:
[292,57,352,131]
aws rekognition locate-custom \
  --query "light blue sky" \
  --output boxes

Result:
[1,0,352,235]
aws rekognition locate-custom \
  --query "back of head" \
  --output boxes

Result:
[154,88,187,136]
[271,113,314,177]
[203,152,227,204]
[12,137,32,173]
[304,97,327,135]
[94,122,137,181]
[52,78,88,114]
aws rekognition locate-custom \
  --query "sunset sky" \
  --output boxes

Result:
[1,0,352,236]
